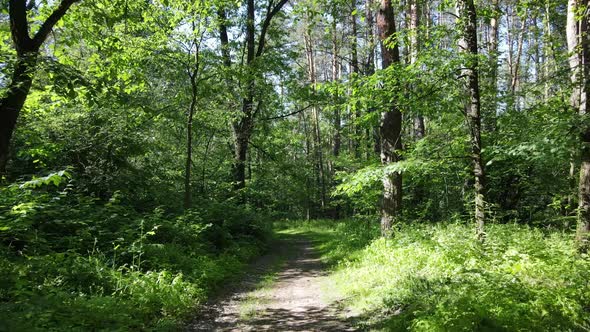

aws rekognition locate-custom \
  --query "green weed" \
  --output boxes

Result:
[284,220,590,332]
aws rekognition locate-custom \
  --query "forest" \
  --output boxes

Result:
[1,0,589,330]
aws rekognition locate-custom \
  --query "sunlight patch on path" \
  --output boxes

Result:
[188,236,356,332]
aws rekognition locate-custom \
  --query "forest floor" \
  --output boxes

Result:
[187,233,357,331]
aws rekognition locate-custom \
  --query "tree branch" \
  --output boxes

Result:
[256,0,289,57]
[260,104,314,121]
[32,0,80,50]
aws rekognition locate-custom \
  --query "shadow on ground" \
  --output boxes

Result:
[187,234,357,331]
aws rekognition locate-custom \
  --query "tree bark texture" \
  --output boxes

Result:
[409,0,425,139]
[218,0,288,191]
[0,0,79,175]
[377,0,403,236]
[457,0,486,240]
[488,0,500,130]
[567,0,590,250]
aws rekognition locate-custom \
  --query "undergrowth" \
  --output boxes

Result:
[280,219,590,331]
[0,179,272,331]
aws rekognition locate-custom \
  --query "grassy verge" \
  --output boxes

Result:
[279,219,590,331]
[0,193,273,331]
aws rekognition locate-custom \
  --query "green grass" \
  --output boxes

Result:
[0,194,273,331]
[279,219,590,331]
[0,241,266,332]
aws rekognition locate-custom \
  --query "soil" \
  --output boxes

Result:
[187,235,357,332]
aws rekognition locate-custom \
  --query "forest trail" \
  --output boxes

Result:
[188,235,356,332]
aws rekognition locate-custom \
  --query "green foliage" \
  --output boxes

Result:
[0,0,587,329]
[286,220,590,331]
[0,179,270,331]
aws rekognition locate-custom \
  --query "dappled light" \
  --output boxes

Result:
[1,0,589,330]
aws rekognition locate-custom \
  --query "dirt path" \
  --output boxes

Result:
[187,235,356,331]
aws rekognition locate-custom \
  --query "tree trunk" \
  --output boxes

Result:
[184,69,199,209]
[457,0,486,240]
[366,0,381,159]
[350,0,362,157]
[332,14,341,159]
[543,3,558,101]
[510,10,528,98]
[488,0,500,130]
[304,28,327,211]
[567,0,590,250]
[1,0,79,175]
[230,0,256,191]
[0,54,36,175]
[218,0,288,192]
[377,0,403,236]
[409,0,424,139]
[365,0,376,75]
[232,116,252,190]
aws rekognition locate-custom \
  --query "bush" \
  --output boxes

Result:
[0,182,271,331]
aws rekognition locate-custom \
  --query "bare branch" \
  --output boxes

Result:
[260,104,314,121]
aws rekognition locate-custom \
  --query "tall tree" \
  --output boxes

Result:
[350,0,363,157]
[218,0,289,191]
[457,0,486,240]
[488,0,500,129]
[567,0,590,249]
[0,0,81,176]
[366,0,381,158]
[184,12,207,210]
[331,5,342,159]
[377,0,403,236]
[409,0,425,139]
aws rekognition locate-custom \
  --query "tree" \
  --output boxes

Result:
[377,0,403,236]
[218,0,289,192]
[409,0,425,139]
[567,0,590,249]
[457,0,486,240]
[0,0,81,176]
[487,0,500,130]
[183,3,209,210]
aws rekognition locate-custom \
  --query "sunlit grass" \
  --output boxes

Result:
[281,219,590,331]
